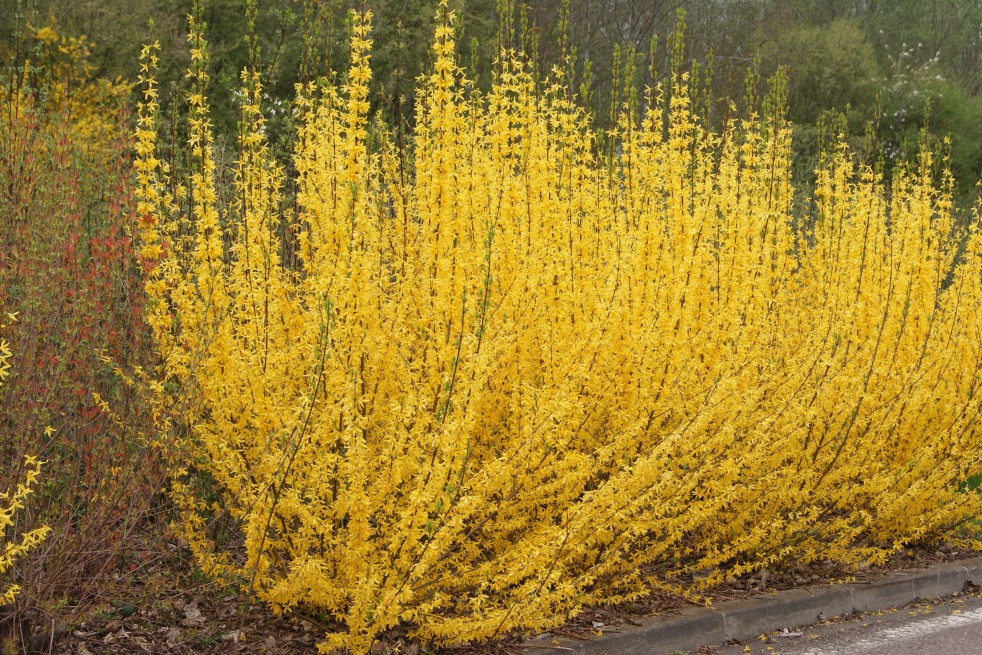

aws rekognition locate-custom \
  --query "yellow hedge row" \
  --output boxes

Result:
[136,6,982,653]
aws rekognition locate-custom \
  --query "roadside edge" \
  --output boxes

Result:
[519,557,982,655]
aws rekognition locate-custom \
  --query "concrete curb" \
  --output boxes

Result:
[520,557,982,655]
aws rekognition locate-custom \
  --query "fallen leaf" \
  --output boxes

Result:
[223,628,246,643]
[164,626,182,646]
[182,602,204,625]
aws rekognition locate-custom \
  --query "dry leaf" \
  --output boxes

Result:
[182,602,204,625]
[222,628,246,643]
[164,626,182,647]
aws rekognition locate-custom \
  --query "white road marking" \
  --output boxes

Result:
[796,606,982,655]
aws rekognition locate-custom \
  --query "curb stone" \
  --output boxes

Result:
[519,557,982,655]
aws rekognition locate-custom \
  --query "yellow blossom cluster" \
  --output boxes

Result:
[136,5,982,653]
[0,324,50,606]
[5,21,130,152]
[0,456,49,606]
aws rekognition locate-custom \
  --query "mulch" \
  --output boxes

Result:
[39,539,979,655]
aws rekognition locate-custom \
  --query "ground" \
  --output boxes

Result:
[42,537,981,655]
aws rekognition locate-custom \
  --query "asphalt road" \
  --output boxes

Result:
[705,591,982,655]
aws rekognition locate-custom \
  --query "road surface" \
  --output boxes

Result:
[702,591,982,655]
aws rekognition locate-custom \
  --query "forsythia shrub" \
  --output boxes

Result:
[0,457,48,607]
[16,22,131,151]
[0,327,50,607]
[136,5,982,652]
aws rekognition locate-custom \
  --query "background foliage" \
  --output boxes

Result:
[5,0,982,196]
